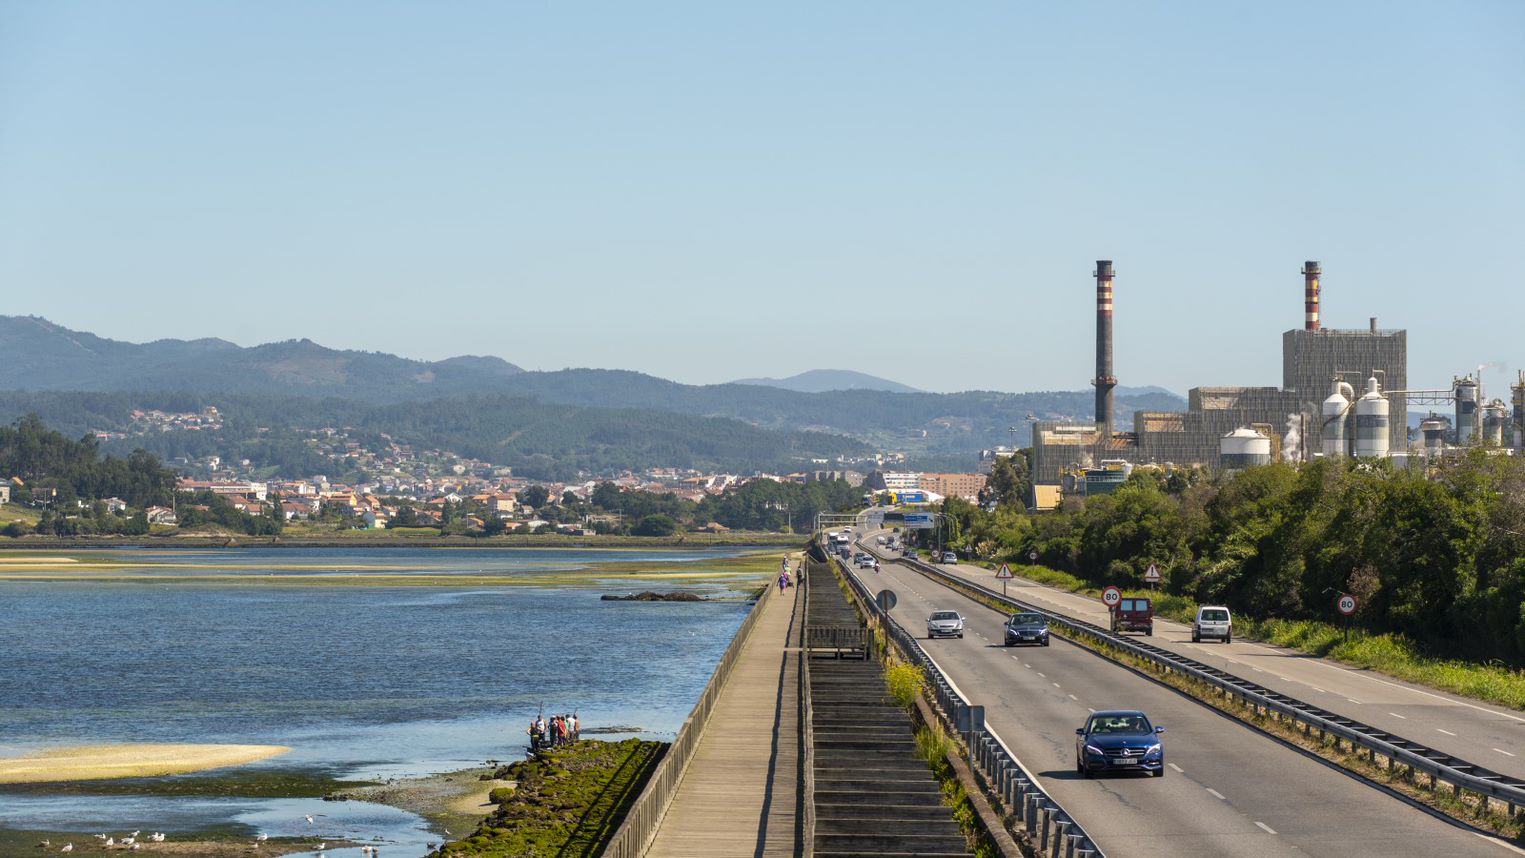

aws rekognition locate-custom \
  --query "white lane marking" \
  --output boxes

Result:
[1438,729,1457,736]
[1308,660,1525,724]
[1052,682,1062,688]
[1037,672,1047,678]
[1256,821,1277,835]
[1310,686,1327,693]
[1252,667,1265,672]
[1068,694,1078,701]
[1477,831,1525,855]
[1347,698,1363,704]
[1494,748,1517,757]
[1389,712,1407,719]
[1023,663,1032,669]
[1206,787,1226,800]
[1278,676,1292,682]
[1168,763,1183,773]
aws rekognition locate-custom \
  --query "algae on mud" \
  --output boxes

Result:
[435,739,665,858]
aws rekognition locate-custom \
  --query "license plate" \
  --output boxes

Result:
[1113,757,1139,765]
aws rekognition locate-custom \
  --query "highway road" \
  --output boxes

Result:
[838,545,1518,858]
[858,531,1525,784]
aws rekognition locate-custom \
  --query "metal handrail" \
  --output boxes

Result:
[800,557,816,857]
[830,552,1105,857]
[602,572,778,858]
[898,554,1525,814]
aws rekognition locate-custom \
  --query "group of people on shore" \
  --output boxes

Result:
[528,712,579,750]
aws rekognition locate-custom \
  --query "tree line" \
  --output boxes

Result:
[943,452,1525,668]
[0,414,177,510]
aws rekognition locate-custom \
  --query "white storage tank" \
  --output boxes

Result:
[1221,427,1272,471]
[1420,414,1450,460]
[1484,401,1508,446]
[1354,376,1390,458]
[1321,379,1353,458]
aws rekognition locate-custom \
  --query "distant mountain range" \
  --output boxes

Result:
[0,316,1189,467]
[0,315,526,399]
[730,369,922,394]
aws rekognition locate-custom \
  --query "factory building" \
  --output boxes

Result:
[1031,260,1408,485]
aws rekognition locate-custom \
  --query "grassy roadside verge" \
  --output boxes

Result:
[434,739,664,858]
[976,561,1525,711]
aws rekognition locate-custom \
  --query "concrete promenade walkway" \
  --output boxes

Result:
[643,576,803,857]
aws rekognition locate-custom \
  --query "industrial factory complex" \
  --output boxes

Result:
[1031,260,1515,492]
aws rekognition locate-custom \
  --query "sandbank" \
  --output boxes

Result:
[0,743,291,784]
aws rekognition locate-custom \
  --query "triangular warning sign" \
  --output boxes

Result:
[995,563,1013,579]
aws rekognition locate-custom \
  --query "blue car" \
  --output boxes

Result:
[1075,709,1165,777]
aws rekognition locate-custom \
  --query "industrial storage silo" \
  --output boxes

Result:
[1455,376,1479,445]
[1354,376,1390,458]
[1484,401,1509,446]
[1512,372,1524,450]
[1322,379,1354,458]
[1221,427,1272,472]
[1420,414,1450,460]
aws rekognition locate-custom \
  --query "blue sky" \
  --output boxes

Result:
[1,2,1521,394]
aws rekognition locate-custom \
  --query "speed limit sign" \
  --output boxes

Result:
[1028,550,1038,562]
[1102,586,1123,609]
[1336,594,1358,616]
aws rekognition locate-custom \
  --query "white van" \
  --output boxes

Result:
[1192,606,1232,643]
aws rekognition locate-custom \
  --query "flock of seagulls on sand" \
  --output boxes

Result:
[35,812,412,855]
[37,831,166,851]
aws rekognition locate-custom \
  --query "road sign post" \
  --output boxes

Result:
[995,562,1013,597]
[1336,593,1357,642]
[1143,562,1161,591]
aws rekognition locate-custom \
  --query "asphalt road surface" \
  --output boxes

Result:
[859,530,1525,784]
[840,549,1518,858]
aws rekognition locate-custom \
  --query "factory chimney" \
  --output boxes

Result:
[1093,260,1117,437]
[1303,261,1321,331]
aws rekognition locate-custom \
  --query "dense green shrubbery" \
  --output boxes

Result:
[944,452,1525,670]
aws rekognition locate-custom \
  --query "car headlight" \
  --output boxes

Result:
[1085,744,1105,755]
[1144,743,1161,756]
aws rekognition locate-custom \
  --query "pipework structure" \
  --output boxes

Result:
[1093,260,1117,438]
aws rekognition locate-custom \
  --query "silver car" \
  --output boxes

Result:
[1192,606,1232,643]
[927,610,964,639]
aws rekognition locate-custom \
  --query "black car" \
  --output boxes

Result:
[1004,611,1050,646]
[1075,709,1165,777]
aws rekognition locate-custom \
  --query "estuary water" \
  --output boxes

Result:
[0,547,764,856]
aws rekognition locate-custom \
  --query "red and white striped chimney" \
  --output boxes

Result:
[1093,260,1116,437]
[1302,261,1321,331]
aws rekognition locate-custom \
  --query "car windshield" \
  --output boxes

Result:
[1009,613,1044,625]
[1088,714,1152,734]
[1119,598,1150,612]
[1201,609,1229,622]
[930,611,959,621]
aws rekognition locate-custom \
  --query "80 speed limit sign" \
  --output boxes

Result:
[1102,586,1123,609]
[1336,593,1358,616]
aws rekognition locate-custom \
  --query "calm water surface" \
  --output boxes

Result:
[0,547,763,856]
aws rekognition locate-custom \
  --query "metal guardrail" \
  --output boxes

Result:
[602,575,778,858]
[898,554,1525,817]
[830,552,1105,858]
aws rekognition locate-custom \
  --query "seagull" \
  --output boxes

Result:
[150,833,166,842]
[255,833,268,843]
[60,846,73,854]
[304,815,315,824]
[35,840,48,849]
[316,844,326,852]
[130,831,140,838]
[105,838,114,846]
